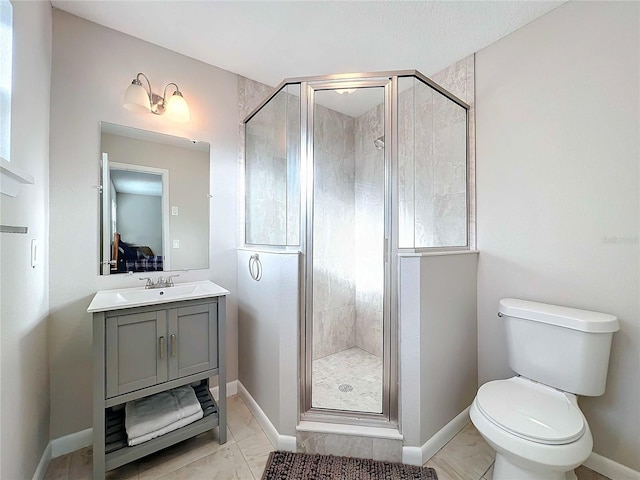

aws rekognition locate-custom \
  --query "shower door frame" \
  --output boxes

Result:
[300,76,399,427]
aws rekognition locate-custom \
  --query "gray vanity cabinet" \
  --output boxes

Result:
[106,310,168,397]
[92,295,227,480]
[105,303,218,398]
[169,303,218,379]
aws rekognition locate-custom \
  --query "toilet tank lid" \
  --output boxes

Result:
[499,298,619,333]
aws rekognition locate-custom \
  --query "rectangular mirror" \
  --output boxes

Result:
[100,122,210,275]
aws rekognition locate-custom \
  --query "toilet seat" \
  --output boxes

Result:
[475,377,585,445]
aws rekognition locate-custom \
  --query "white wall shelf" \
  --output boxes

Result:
[1,157,34,197]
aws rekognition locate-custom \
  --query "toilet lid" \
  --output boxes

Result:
[476,377,585,445]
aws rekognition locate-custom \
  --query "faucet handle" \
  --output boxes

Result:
[166,274,180,286]
[139,277,153,288]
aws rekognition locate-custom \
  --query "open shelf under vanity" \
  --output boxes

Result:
[103,381,220,471]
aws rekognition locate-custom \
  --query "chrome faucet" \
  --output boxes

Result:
[139,274,180,289]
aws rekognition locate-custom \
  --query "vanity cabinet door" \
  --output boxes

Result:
[106,311,168,398]
[168,302,218,380]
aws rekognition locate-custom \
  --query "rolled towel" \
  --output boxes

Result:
[125,385,203,445]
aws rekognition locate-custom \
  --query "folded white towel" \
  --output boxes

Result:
[127,410,203,446]
[125,385,203,446]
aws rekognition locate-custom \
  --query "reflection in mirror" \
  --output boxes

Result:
[100,122,210,275]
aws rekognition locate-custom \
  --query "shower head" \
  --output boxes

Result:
[374,135,385,150]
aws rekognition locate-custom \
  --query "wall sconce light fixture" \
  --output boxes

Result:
[123,73,190,123]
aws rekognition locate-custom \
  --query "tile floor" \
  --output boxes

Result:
[45,394,609,480]
[312,347,382,413]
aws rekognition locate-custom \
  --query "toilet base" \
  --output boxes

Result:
[494,453,578,480]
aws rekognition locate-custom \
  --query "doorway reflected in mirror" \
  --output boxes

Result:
[100,122,210,275]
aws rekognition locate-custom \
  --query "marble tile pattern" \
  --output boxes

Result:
[44,395,608,480]
[297,431,403,464]
[312,100,358,360]
[431,55,476,248]
[245,90,287,245]
[237,76,274,245]
[311,347,382,412]
[398,62,470,249]
[354,102,385,359]
[240,78,300,247]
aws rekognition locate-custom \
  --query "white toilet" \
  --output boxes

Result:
[470,298,619,480]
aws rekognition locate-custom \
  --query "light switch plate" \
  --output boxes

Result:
[171,206,179,216]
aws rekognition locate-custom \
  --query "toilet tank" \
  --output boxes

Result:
[499,298,619,396]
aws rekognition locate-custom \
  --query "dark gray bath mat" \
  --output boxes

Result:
[261,451,438,480]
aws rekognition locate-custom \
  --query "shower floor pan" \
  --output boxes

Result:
[312,347,383,413]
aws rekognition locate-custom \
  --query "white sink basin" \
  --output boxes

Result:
[88,280,229,312]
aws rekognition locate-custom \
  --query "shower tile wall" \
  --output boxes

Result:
[241,79,300,246]
[431,55,475,248]
[244,89,288,245]
[312,104,357,360]
[313,100,385,361]
[398,55,473,248]
[354,103,385,358]
[238,76,274,244]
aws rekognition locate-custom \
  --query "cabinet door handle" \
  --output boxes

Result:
[159,336,166,359]
[170,334,177,357]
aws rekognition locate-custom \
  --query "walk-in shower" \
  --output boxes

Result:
[243,71,469,425]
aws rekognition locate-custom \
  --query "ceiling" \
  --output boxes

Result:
[51,0,565,89]
[110,168,162,197]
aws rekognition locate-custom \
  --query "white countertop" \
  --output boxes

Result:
[87,280,229,313]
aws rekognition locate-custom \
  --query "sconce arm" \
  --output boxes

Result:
[162,82,181,101]
[135,72,153,99]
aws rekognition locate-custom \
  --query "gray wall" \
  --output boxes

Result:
[48,10,239,439]
[237,250,299,437]
[399,253,478,448]
[0,1,52,478]
[116,192,162,254]
[476,1,639,470]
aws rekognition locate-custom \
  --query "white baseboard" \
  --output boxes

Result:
[237,381,296,452]
[402,446,423,466]
[32,442,51,480]
[402,406,470,466]
[210,379,238,401]
[584,452,640,480]
[50,428,92,458]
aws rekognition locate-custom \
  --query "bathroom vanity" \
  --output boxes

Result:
[88,280,229,479]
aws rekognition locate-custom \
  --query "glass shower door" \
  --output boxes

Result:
[309,85,387,414]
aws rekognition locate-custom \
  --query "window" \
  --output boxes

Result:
[0,0,12,163]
